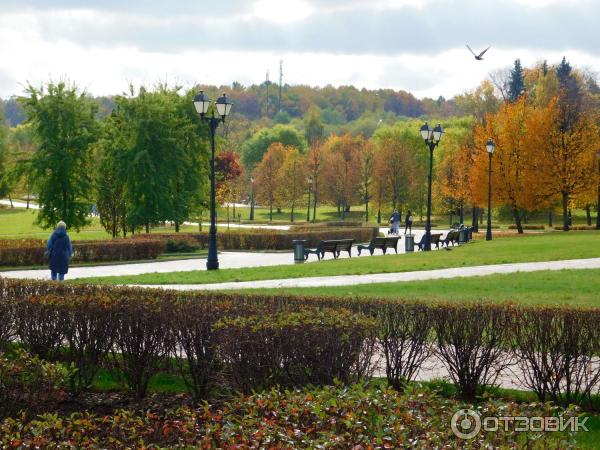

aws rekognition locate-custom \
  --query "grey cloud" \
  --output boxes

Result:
[13,0,600,56]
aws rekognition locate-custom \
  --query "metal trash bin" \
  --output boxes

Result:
[292,240,307,263]
[405,234,415,252]
[458,228,467,244]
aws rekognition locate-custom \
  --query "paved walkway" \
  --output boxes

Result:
[0,229,427,281]
[138,257,600,291]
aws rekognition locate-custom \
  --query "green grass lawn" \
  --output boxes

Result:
[233,268,600,307]
[77,231,600,285]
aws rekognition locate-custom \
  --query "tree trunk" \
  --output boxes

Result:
[561,191,569,231]
[585,205,591,226]
[312,192,317,223]
[512,206,524,234]
[548,209,553,228]
[472,206,479,232]
[269,202,273,222]
[145,221,149,234]
[175,221,180,232]
[290,204,294,222]
[450,212,453,227]
[459,204,464,224]
[365,199,369,222]
[7,195,13,208]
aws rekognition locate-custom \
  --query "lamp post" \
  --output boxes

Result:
[486,139,496,241]
[249,177,255,221]
[419,122,444,251]
[193,90,233,270]
[306,176,313,222]
[596,150,600,230]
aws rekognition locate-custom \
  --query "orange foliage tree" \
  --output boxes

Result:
[320,133,362,219]
[277,147,306,222]
[471,98,540,233]
[306,141,323,222]
[527,99,599,230]
[253,143,287,221]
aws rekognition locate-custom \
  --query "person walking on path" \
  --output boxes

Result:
[46,221,73,281]
[390,209,401,235]
[404,209,413,235]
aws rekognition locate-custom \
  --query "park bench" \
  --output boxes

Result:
[440,230,459,247]
[415,233,442,251]
[304,239,355,260]
[356,236,400,256]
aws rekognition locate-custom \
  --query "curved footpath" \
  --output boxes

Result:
[133,257,600,291]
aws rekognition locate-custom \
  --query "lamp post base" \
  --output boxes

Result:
[206,259,219,271]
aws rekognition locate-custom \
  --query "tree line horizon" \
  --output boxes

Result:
[0,56,598,235]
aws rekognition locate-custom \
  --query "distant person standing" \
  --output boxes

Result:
[390,209,401,235]
[404,209,413,235]
[46,221,73,281]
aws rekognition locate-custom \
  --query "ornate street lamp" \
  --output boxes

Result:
[419,122,444,251]
[194,90,233,270]
[306,176,313,222]
[486,139,496,240]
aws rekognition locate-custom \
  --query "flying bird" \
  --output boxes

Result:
[466,45,491,60]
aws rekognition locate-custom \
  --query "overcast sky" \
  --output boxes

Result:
[0,0,598,99]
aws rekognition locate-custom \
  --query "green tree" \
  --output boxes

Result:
[304,107,324,146]
[508,59,525,102]
[21,82,98,230]
[101,86,209,234]
[241,124,307,169]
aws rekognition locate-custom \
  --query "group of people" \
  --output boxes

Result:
[389,209,412,236]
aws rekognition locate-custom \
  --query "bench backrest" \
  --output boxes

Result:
[431,233,442,244]
[318,240,340,251]
[318,239,354,251]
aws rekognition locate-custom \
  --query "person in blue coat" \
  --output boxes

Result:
[46,221,73,281]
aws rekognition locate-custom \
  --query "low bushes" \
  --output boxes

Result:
[508,224,545,230]
[1,279,600,408]
[134,226,378,251]
[554,225,598,231]
[0,383,574,447]
[0,239,165,267]
[216,308,376,392]
[0,349,72,418]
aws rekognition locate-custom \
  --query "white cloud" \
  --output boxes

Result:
[0,0,599,99]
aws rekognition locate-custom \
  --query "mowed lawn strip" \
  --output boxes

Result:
[229,268,600,307]
[77,231,600,285]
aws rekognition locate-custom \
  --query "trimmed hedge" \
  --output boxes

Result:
[134,227,378,251]
[0,239,165,267]
[1,279,600,405]
[554,225,598,231]
[508,224,545,230]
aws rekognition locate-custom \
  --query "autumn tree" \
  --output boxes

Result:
[216,150,243,224]
[472,98,539,233]
[320,133,362,219]
[306,141,323,222]
[358,140,375,222]
[277,147,306,221]
[372,129,415,218]
[528,99,599,231]
[254,143,287,221]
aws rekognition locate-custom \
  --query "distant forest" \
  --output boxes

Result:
[0,82,459,129]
